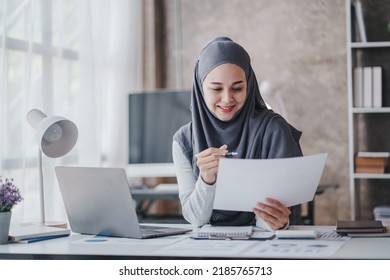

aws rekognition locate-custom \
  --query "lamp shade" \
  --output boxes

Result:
[27,109,78,158]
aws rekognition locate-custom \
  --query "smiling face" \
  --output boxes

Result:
[202,63,247,121]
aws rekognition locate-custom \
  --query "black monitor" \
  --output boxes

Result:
[127,89,191,177]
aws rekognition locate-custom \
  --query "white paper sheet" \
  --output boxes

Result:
[154,238,256,256]
[214,153,327,211]
[72,234,188,245]
[245,239,346,258]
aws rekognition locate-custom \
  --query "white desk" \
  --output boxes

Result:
[0,225,389,259]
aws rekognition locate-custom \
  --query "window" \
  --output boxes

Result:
[0,0,142,224]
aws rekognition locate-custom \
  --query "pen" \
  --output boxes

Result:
[224,152,238,157]
[195,152,238,157]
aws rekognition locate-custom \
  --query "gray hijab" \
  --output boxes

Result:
[192,37,275,172]
[174,37,303,226]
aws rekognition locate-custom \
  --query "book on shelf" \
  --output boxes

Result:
[357,151,390,158]
[194,225,253,240]
[8,225,71,242]
[355,156,389,166]
[354,66,382,108]
[353,67,363,107]
[363,67,372,107]
[336,220,386,234]
[372,66,382,108]
[353,0,367,43]
[355,165,385,174]
[355,152,389,173]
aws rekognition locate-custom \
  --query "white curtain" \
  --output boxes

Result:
[0,0,142,226]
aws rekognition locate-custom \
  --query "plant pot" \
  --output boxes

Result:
[0,211,11,244]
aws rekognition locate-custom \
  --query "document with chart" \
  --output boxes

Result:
[214,153,327,211]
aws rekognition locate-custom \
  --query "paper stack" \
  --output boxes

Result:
[374,206,390,227]
[195,225,253,240]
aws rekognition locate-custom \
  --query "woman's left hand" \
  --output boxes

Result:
[253,198,291,230]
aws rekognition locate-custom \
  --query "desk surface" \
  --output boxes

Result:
[0,225,389,260]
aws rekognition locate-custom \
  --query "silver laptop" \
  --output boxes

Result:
[55,166,191,239]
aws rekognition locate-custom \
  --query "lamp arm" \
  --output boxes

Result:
[38,148,46,224]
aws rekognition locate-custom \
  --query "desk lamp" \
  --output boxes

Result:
[27,109,78,227]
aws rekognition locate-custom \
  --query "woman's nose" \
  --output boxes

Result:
[221,89,232,103]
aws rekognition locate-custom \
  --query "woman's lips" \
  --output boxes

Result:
[218,105,235,113]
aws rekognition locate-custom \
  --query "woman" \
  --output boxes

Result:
[173,37,302,230]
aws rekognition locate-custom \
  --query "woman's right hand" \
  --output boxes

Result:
[196,144,228,185]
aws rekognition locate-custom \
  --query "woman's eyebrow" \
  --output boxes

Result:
[209,81,244,85]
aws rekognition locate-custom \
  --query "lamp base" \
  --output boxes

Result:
[20,221,68,229]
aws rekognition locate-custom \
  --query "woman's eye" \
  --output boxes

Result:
[210,88,222,92]
[232,88,242,92]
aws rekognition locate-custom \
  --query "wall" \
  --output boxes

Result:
[158,0,350,224]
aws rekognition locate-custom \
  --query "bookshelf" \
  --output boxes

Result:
[347,0,390,219]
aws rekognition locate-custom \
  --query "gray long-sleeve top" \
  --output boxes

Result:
[172,140,274,230]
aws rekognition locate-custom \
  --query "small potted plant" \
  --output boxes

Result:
[0,177,23,244]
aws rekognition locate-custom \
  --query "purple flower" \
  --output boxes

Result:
[0,177,23,212]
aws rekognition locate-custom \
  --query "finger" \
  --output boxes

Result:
[218,144,228,152]
[196,145,229,162]
[255,203,290,225]
[199,161,219,173]
[197,153,222,168]
[198,157,220,173]
[256,202,290,215]
[253,208,285,230]
[203,146,228,157]
[256,202,284,217]
[254,209,287,230]
[264,198,291,216]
